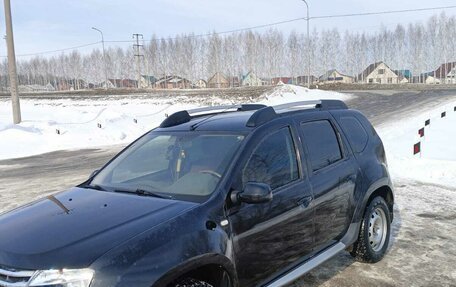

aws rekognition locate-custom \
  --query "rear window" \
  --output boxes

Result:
[301,120,342,171]
[339,116,369,153]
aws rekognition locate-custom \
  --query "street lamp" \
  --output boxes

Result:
[301,0,311,89]
[92,27,108,90]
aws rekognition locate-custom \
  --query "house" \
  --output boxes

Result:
[241,72,262,86]
[424,74,441,84]
[207,72,230,89]
[272,77,292,85]
[261,78,271,86]
[45,83,56,91]
[140,75,157,88]
[318,70,354,84]
[394,70,412,83]
[434,62,456,83]
[228,76,240,88]
[67,79,88,90]
[296,75,318,86]
[394,70,412,84]
[154,76,191,89]
[100,79,116,89]
[357,62,399,84]
[55,80,72,91]
[412,72,441,84]
[108,79,138,88]
[193,79,207,89]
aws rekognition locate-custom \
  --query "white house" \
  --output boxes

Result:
[434,62,456,84]
[357,62,399,84]
[193,79,207,89]
[241,71,262,87]
[140,75,157,88]
[425,75,441,84]
[318,70,354,84]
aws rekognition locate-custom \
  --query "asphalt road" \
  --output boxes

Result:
[0,89,456,286]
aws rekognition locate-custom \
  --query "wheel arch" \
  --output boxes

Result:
[152,253,238,287]
[366,185,394,220]
[358,177,394,223]
[343,178,394,248]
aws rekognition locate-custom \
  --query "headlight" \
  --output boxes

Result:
[29,268,94,287]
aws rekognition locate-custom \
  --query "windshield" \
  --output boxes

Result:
[90,131,245,202]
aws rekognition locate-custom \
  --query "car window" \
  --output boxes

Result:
[339,116,369,153]
[242,127,298,190]
[301,120,342,172]
[112,135,172,183]
[91,132,245,201]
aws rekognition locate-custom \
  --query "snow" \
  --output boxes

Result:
[0,85,348,160]
[377,101,456,188]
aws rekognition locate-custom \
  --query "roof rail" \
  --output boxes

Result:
[245,100,348,127]
[159,104,267,128]
[246,107,278,127]
[273,100,348,111]
[159,100,348,128]
[187,105,239,115]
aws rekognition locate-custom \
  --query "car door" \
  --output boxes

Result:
[228,124,314,286]
[298,114,357,250]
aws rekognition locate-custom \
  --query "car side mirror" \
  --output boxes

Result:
[238,182,273,204]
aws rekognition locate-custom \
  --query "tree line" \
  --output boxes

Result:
[1,12,455,90]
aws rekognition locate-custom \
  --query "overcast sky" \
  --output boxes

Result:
[1,0,456,58]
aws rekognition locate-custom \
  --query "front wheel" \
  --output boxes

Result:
[172,278,214,287]
[350,196,391,263]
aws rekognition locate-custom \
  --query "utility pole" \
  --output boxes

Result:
[92,27,108,90]
[301,0,311,89]
[133,33,144,89]
[4,0,21,124]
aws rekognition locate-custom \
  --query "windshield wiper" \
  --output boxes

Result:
[114,188,174,199]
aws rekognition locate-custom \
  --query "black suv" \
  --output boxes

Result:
[0,100,394,287]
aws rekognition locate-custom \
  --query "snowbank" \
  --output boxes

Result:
[377,101,456,188]
[0,85,348,160]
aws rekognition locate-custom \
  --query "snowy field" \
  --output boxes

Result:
[0,85,349,160]
[377,101,456,188]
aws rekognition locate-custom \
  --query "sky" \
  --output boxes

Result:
[0,0,456,58]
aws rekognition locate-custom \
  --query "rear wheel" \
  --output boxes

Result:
[172,278,214,287]
[351,196,391,263]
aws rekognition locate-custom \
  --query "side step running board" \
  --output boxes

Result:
[263,242,347,287]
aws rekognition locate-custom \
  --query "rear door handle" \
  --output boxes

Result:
[297,196,313,208]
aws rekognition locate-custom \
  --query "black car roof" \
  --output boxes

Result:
[154,100,349,132]
[155,110,257,132]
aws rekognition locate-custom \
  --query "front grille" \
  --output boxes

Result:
[0,266,35,287]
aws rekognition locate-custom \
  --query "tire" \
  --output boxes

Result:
[350,196,391,263]
[172,278,214,287]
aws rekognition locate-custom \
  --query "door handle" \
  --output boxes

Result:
[297,196,313,208]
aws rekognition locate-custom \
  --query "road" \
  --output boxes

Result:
[0,89,455,286]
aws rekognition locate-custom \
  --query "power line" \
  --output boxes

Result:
[106,5,456,43]
[3,5,456,58]
[310,5,456,20]
[0,41,100,58]
[104,17,306,44]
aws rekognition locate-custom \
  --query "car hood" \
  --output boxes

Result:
[0,187,196,270]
